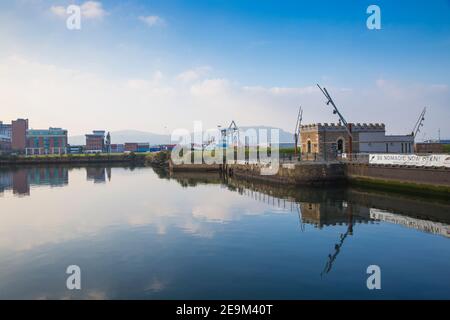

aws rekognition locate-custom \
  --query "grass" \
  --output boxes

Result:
[350,176,450,199]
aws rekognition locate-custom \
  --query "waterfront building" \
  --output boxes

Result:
[0,121,12,138]
[11,118,29,151]
[85,130,106,152]
[68,145,84,154]
[25,127,68,155]
[137,143,150,153]
[415,140,450,154]
[124,142,150,153]
[0,121,12,151]
[110,144,124,153]
[160,144,176,151]
[124,142,139,152]
[300,123,415,159]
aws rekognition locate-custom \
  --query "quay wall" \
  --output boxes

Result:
[169,160,450,194]
[345,163,450,194]
[226,162,346,186]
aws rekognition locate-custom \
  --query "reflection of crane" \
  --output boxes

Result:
[320,204,353,277]
[296,203,306,232]
[294,107,303,158]
[412,107,426,138]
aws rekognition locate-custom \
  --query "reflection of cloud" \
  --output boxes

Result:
[0,168,273,252]
[144,278,166,293]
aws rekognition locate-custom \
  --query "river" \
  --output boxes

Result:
[0,165,449,299]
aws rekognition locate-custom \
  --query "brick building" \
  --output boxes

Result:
[12,119,29,151]
[300,123,414,160]
[26,128,68,155]
[124,142,139,152]
[415,143,445,154]
[85,131,105,152]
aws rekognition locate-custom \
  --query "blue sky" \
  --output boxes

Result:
[1,0,449,138]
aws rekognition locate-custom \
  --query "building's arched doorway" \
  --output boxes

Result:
[307,140,312,153]
[337,138,344,153]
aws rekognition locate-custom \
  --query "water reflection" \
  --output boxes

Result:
[0,165,449,299]
[0,167,69,196]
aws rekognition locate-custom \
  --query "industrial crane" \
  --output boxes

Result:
[219,120,239,148]
[294,106,303,158]
[317,84,353,156]
[412,107,426,138]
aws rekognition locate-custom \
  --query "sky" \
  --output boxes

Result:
[0,0,449,140]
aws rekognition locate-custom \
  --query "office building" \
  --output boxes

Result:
[25,127,68,155]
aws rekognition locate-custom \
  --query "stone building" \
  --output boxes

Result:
[300,123,414,159]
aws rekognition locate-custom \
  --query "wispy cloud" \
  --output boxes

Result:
[176,66,211,83]
[50,1,107,19]
[81,1,107,19]
[139,15,166,27]
[50,5,66,18]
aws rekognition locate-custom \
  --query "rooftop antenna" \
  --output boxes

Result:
[412,107,426,138]
[294,106,303,158]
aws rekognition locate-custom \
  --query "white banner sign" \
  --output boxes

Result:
[369,154,450,168]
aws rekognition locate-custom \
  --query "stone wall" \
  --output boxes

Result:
[346,163,450,188]
[228,162,346,186]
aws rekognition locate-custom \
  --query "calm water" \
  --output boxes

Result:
[0,165,449,300]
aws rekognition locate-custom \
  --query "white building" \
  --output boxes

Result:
[359,131,414,153]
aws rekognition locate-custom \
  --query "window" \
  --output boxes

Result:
[337,139,344,153]
[307,140,312,153]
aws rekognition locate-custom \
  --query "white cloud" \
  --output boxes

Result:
[81,1,107,19]
[176,66,211,83]
[49,1,107,19]
[190,78,230,96]
[1,55,449,140]
[50,5,66,18]
[139,15,166,27]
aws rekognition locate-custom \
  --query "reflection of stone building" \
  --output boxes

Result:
[86,167,107,183]
[300,123,414,159]
[300,201,371,228]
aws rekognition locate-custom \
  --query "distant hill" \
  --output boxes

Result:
[69,127,294,145]
[239,126,294,143]
[69,130,171,145]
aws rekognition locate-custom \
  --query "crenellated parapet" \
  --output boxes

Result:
[300,123,385,132]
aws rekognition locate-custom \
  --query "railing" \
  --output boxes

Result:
[338,153,370,164]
